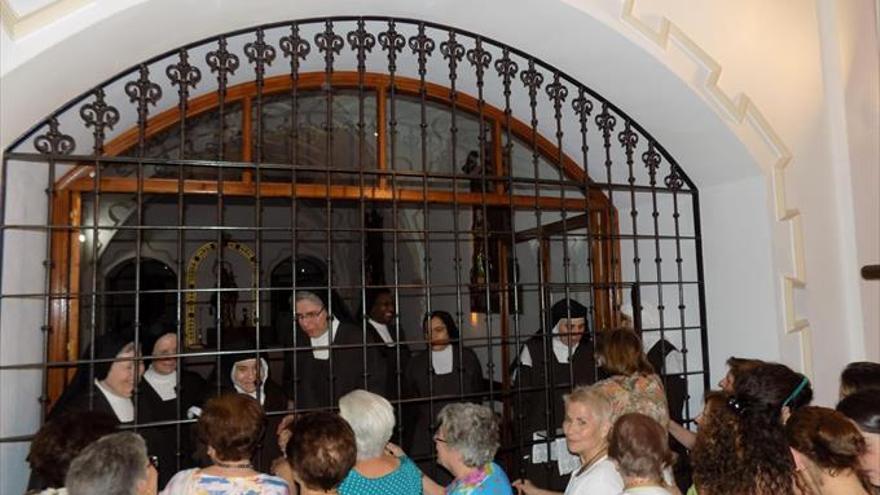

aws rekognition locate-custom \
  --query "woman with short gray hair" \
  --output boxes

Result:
[421,402,512,495]
[65,431,157,495]
[337,390,422,494]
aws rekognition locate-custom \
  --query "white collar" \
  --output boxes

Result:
[431,345,454,375]
[551,322,578,364]
[143,366,177,401]
[231,357,269,406]
[369,318,394,346]
[94,378,134,422]
[310,317,340,360]
[552,336,574,364]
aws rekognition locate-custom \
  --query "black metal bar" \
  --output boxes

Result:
[168,45,200,473]
[691,185,711,392]
[411,21,434,446]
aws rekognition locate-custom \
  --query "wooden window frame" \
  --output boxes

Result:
[45,72,621,406]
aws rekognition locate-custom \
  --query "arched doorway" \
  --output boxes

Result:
[103,257,176,340]
[2,17,708,488]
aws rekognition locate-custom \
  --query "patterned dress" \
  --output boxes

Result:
[161,469,290,495]
[445,462,513,495]
[338,456,423,495]
[593,373,669,428]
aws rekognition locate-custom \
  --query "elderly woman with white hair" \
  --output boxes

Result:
[337,390,422,494]
[513,385,624,495]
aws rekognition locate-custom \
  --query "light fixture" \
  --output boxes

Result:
[78,233,86,242]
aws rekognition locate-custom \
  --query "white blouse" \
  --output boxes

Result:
[564,456,624,495]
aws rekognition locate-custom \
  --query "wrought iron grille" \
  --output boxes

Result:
[1,16,708,489]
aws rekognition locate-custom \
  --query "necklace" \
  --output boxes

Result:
[215,461,253,469]
[575,448,607,477]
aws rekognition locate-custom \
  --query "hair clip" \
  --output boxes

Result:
[726,396,745,415]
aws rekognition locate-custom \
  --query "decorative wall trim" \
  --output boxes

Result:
[0,0,93,39]
[619,0,812,375]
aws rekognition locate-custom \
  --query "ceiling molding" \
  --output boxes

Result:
[619,0,811,377]
[1,0,93,40]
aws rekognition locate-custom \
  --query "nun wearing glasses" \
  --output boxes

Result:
[282,290,387,411]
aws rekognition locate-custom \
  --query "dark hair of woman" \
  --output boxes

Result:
[691,392,746,495]
[725,356,764,385]
[285,412,357,491]
[691,391,801,495]
[423,310,460,341]
[836,390,880,434]
[27,411,118,489]
[840,361,880,398]
[786,406,873,492]
[734,362,813,418]
[196,393,266,462]
[608,412,675,482]
[599,328,654,376]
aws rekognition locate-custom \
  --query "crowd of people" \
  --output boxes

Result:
[24,290,880,495]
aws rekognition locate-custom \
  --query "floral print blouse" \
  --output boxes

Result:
[593,373,669,428]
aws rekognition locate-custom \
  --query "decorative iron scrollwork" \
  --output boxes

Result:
[167,49,202,104]
[665,163,684,190]
[79,88,119,155]
[315,21,344,72]
[572,89,594,119]
[595,103,617,135]
[408,23,435,77]
[124,64,162,134]
[618,121,639,152]
[245,28,277,82]
[546,75,568,125]
[34,118,75,156]
[206,36,240,98]
[521,60,543,130]
[467,38,492,81]
[440,31,465,82]
[280,23,310,80]
[379,20,406,73]
[494,50,519,89]
[618,121,639,181]
[347,19,376,68]
[520,64,544,97]
[642,142,662,185]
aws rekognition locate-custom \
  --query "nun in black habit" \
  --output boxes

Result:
[402,310,485,483]
[136,330,207,487]
[512,298,598,491]
[49,331,142,425]
[282,289,387,411]
[211,337,290,472]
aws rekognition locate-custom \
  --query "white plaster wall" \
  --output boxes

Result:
[2,0,878,492]
[604,0,879,401]
[831,0,880,361]
[0,160,49,495]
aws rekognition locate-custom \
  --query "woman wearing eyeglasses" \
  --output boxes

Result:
[282,290,387,411]
[421,402,512,495]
